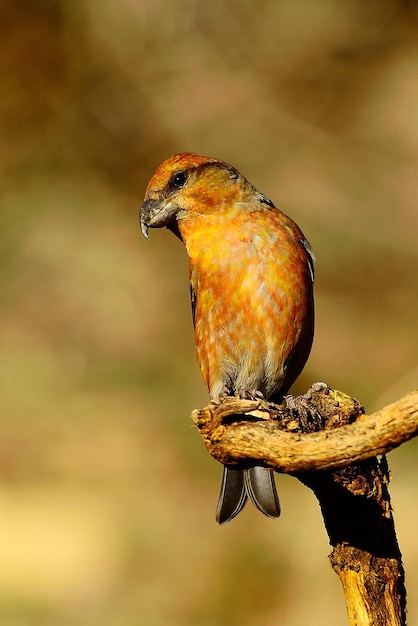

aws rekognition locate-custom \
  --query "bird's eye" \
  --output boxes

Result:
[169,171,187,189]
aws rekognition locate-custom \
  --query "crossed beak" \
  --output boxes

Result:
[139,214,150,240]
[139,198,178,240]
[140,199,159,240]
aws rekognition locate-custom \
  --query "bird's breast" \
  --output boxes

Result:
[187,224,311,399]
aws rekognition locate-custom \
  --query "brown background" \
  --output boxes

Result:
[1,1,417,624]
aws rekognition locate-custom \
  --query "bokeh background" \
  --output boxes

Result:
[1,1,417,624]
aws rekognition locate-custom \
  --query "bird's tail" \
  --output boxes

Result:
[216,466,281,524]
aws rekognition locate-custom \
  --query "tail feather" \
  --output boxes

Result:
[244,466,281,518]
[216,466,247,524]
[216,466,280,524]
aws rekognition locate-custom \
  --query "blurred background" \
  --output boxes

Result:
[1,0,417,624]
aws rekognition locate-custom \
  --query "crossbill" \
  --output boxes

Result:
[140,153,314,524]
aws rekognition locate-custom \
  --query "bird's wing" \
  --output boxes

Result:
[190,282,197,328]
[301,238,315,282]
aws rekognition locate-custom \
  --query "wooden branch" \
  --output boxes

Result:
[191,383,416,626]
[191,384,418,472]
[300,457,406,626]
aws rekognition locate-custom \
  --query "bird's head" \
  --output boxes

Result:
[139,152,250,240]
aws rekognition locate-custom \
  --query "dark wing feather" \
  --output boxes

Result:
[190,282,197,328]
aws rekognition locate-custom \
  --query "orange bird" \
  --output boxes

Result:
[140,153,314,523]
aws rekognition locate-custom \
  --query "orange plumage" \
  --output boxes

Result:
[140,153,314,523]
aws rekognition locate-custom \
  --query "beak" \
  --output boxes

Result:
[139,215,149,240]
[139,198,161,240]
[139,198,178,239]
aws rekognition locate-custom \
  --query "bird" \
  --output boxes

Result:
[140,152,314,524]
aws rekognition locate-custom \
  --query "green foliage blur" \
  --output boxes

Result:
[1,1,417,624]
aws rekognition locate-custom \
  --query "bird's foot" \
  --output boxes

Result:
[283,385,329,432]
[234,389,265,401]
